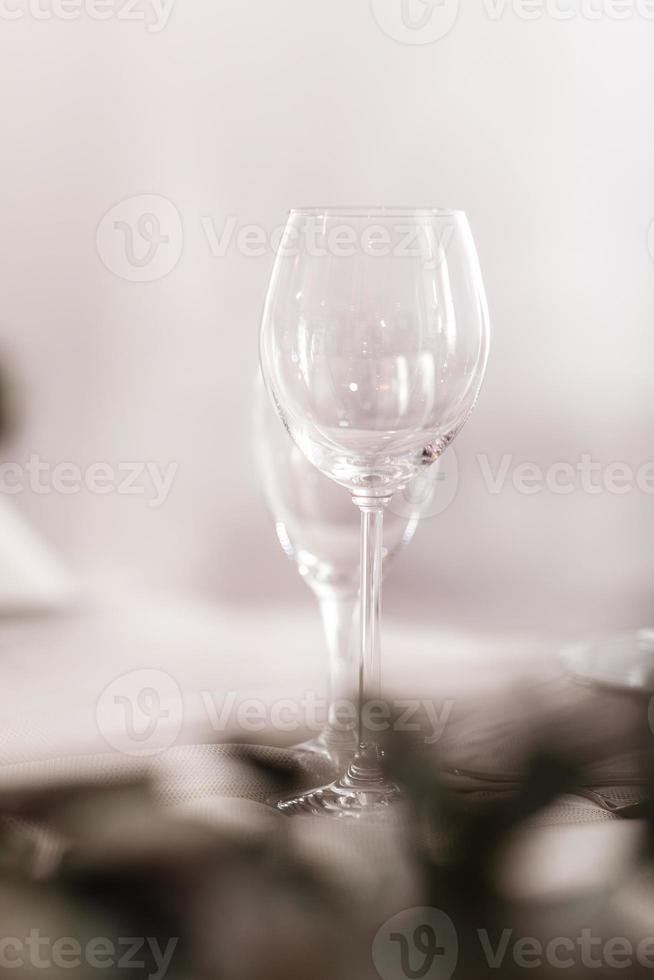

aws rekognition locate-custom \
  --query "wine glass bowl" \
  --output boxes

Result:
[261,208,489,499]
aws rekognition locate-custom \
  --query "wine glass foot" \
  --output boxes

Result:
[561,628,654,692]
[272,769,403,817]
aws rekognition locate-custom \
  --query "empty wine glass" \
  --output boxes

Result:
[260,207,489,815]
[254,377,429,765]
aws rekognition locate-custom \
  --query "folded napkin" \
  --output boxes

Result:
[0,498,74,613]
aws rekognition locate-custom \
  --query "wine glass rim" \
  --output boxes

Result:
[288,206,466,218]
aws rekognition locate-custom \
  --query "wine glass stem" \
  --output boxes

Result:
[353,498,387,777]
[317,591,356,735]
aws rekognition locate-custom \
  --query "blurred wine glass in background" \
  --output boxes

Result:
[254,378,432,763]
[562,629,654,693]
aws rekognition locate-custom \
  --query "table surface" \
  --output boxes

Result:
[0,592,647,903]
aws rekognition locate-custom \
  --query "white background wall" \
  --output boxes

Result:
[0,0,653,636]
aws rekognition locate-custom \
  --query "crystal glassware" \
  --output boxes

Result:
[260,207,490,815]
[254,377,426,765]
